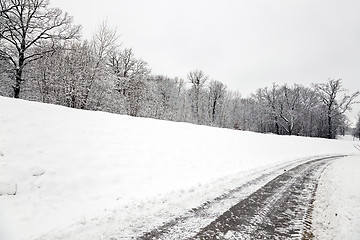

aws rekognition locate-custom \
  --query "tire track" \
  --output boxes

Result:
[137,155,345,240]
[192,155,344,240]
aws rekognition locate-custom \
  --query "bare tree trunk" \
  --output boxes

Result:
[212,99,217,123]
[328,114,333,139]
[13,67,23,98]
[13,77,21,98]
[274,115,280,135]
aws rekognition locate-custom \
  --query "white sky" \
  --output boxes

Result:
[51,0,360,124]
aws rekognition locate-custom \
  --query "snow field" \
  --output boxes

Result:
[312,156,360,240]
[0,96,359,240]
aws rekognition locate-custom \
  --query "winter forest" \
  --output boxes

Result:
[1,0,360,139]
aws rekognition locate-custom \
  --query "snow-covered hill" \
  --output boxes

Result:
[0,97,359,240]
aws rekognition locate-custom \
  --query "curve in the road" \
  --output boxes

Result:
[137,155,346,240]
[192,155,346,240]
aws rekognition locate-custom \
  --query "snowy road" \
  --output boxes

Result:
[138,155,346,240]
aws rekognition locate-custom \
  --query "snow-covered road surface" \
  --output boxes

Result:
[139,156,344,240]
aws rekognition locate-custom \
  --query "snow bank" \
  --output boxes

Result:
[312,156,360,240]
[0,97,359,240]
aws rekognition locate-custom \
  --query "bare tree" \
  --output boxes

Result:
[109,48,150,94]
[0,0,81,98]
[109,48,151,116]
[295,86,319,136]
[208,80,226,124]
[257,84,281,134]
[80,22,119,109]
[187,69,208,123]
[277,84,302,135]
[31,41,95,108]
[313,79,359,139]
[109,48,149,79]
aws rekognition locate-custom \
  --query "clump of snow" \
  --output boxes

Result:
[0,182,17,196]
[0,97,359,240]
[312,156,360,240]
[31,167,45,177]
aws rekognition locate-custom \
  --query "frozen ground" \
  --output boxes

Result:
[312,155,360,240]
[0,97,359,240]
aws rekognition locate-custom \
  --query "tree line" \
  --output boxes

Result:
[1,0,359,139]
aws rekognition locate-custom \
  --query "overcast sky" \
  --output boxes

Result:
[51,0,360,124]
